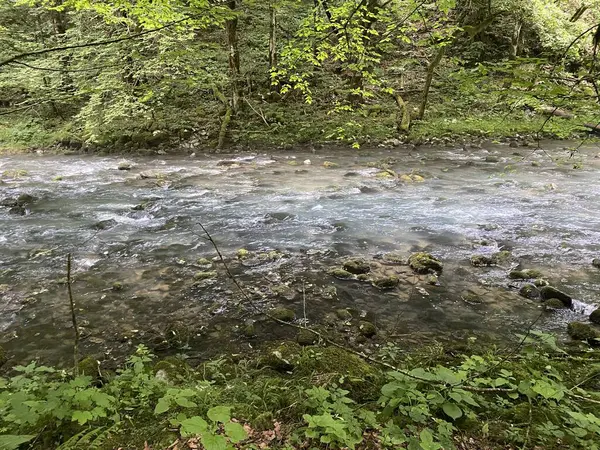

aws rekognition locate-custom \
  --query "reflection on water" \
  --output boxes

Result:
[1,142,600,366]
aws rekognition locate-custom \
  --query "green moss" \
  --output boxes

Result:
[327,267,354,280]
[252,412,274,431]
[78,356,100,378]
[508,269,544,280]
[237,248,250,259]
[492,250,511,264]
[519,284,540,300]
[111,282,124,291]
[470,255,493,267]
[270,307,295,322]
[342,258,371,275]
[259,341,302,372]
[544,298,566,309]
[196,257,213,268]
[194,271,217,280]
[297,329,317,346]
[371,275,399,290]
[408,252,443,274]
[359,321,377,338]
[567,322,600,342]
[335,309,352,320]
[540,286,572,307]
[154,356,191,381]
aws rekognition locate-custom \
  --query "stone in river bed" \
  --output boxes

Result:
[590,309,600,325]
[470,255,494,267]
[567,322,600,342]
[93,219,118,230]
[540,286,572,307]
[359,321,377,338]
[372,275,399,290]
[118,161,132,170]
[297,329,317,346]
[544,298,566,309]
[408,252,443,274]
[519,284,540,300]
[328,268,354,280]
[592,258,600,269]
[343,258,370,275]
[270,307,295,322]
[508,269,544,280]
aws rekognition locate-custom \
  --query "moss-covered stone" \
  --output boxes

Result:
[372,275,399,290]
[243,322,256,337]
[78,356,100,378]
[519,284,540,300]
[327,267,354,280]
[592,258,600,269]
[154,356,191,381]
[426,274,439,285]
[508,269,544,280]
[323,161,338,168]
[540,286,572,307]
[270,307,295,322]
[259,341,302,372]
[194,271,217,280]
[335,309,352,320]
[567,322,600,342]
[196,257,213,269]
[590,309,600,325]
[544,298,566,309]
[111,282,124,291]
[357,273,370,281]
[534,278,549,287]
[408,252,443,274]
[470,255,493,267]
[382,252,405,264]
[491,250,511,264]
[297,329,317,346]
[343,258,370,275]
[359,321,377,338]
[237,248,250,259]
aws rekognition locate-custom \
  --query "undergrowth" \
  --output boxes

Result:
[0,331,599,449]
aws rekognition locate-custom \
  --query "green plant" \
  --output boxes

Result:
[175,406,248,450]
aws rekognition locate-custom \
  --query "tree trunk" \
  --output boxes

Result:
[226,0,240,112]
[394,94,410,132]
[509,20,522,60]
[269,5,277,69]
[418,46,445,120]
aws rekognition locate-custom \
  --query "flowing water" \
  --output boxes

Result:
[1,142,600,367]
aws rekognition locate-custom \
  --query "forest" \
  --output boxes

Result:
[0,0,599,151]
[1,1,600,450]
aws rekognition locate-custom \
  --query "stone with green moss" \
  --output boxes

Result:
[78,356,100,378]
[470,255,493,267]
[259,341,301,372]
[270,307,295,322]
[519,284,540,300]
[544,298,566,309]
[534,278,549,287]
[343,258,370,275]
[243,322,256,337]
[237,248,250,259]
[359,321,377,338]
[196,257,213,269]
[335,309,352,320]
[382,252,405,264]
[426,274,439,285]
[357,274,370,281]
[271,284,296,300]
[323,161,338,168]
[154,356,191,381]
[297,329,317,346]
[590,309,600,325]
[567,322,600,342]
[592,258,600,269]
[408,252,443,274]
[540,286,572,307]
[508,269,544,280]
[492,250,511,264]
[372,275,399,290]
[327,267,354,280]
[194,271,217,280]
[112,282,124,291]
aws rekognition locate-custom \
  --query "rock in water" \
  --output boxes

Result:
[540,286,572,307]
[592,258,600,269]
[519,284,540,300]
[567,322,600,342]
[408,252,443,274]
[343,258,370,275]
[118,161,132,170]
[590,309,600,325]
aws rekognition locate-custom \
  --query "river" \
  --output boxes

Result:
[1,141,599,367]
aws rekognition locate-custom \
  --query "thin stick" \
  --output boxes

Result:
[302,280,307,325]
[67,253,80,375]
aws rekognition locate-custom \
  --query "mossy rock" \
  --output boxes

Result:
[470,255,494,267]
[359,321,377,338]
[194,271,217,280]
[519,284,540,300]
[297,329,317,346]
[270,307,295,322]
[335,309,352,320]
[196,257,213,269]
[508,269,544,280]
[78,356,100,378]
[540,286,572,307]
[567,322,600,343]
[271,284,296,300]
[323,161,338,168]
[327,267,354,280]
[154,356,191,381]
[408,252,443,274]
[259,341,302,372]
[342,258,371,275]
[372,275,399,290]
[243,322,256,337]
[111,282,124,291]
[382,252,405,264]
[534,278,549,287]
[592,258,600,269]
[544,298,566,310]
[590,309,600,325]
[237,248,250,259]
[426,274,439,285]
[492,250,511,263]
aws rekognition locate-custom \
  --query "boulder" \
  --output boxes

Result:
[508,269,544,280]
[592,259,600,269]
[372,275,399,290]
[540,286,572,307]
[297,329,317,346]
[590,309,600,325]
[359,321,377,338]
[544,298,566,309]
[567,322,600,342]
[470,255,494,267]
[519,284,540,300]
[408,252,443,274]
[327,268,354,280]
[343,258,370,275]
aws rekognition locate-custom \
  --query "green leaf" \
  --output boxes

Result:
[0,435,36,450]
[442,402,463,420]
[175,397,197,408]
[72,410,93,425]
[180,416,209,437]
[201,433,228,450]
[224,422,247,443]
[154,398,170,415]
[207,406,231,423]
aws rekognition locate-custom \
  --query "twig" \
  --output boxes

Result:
[243,97,270,126]
[302,280,307,325]
[67,253,80,375]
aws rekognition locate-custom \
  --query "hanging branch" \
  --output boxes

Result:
[67,253,80,375]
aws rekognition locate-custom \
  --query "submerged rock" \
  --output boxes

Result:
[327,268,354,280]
[16,193,36,206]
[540,286,572,307]
[118,161,132,170]
[590,309,600,325]
[408,252,443,274]
[372,275,399,290]
[508,269,544,280]
[93,219,118,230]
[343,258,370,275]
[567,322,600,342]
[323,161,338,168]
[237,248,250,259]
[270,307,295,322]
[359,321,377,338]
[519,284,540,300]
[593,259,600,269]
[544,298,566,309]
[470,255,494,267]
